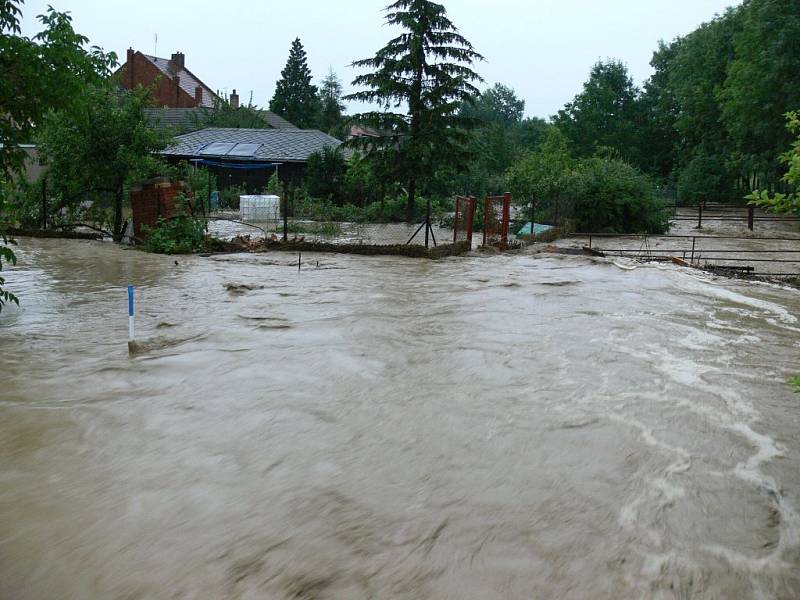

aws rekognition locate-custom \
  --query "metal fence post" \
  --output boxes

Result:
[748,205,755,231]
[41,176,47,230]
[697,204,703,229]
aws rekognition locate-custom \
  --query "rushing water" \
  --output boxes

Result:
[1,238,800,599]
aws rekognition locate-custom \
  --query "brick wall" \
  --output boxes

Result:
[130,180,184,239]
[118,50,198,108]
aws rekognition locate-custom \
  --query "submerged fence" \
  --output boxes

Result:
[671,203,800,232]
[571,233,800,277]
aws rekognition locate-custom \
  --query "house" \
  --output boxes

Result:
[161,127,345,190]
[144,105,299,134]
[117,49,219,108]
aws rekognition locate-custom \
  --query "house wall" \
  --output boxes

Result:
[118,51,198,108]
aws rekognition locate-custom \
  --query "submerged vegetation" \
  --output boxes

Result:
[143,217,207,255]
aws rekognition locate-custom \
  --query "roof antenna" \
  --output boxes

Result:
[154,32,158,58]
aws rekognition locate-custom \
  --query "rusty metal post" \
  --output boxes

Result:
[748,205,755,231]
[697,204,703,229]
[690,236,696,264]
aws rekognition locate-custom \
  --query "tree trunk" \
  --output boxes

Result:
[113,187,124,242]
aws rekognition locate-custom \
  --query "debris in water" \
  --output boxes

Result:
[225,282,266,295]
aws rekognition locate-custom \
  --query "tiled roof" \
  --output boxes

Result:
[163,128,345,163]
[144,55,217,108]
[145,108,300,133]
[144,108,204,132]
[256,110,298,130]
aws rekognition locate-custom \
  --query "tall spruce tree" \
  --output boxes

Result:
[346,0,483,221]
[318,68,345,137]
[269,38,320,129]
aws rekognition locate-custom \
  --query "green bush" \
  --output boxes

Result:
[568,157,670,234]
[143,216,207,254]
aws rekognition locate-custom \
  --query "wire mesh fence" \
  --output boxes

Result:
[453,196,477,246]
[483,194,511,249]
[206,194,459,248]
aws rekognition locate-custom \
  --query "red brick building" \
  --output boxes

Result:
[117,49,220,109]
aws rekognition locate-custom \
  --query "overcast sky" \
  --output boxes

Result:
[20,0,740,119]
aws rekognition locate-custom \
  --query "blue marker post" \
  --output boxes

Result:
[127,285,135,350]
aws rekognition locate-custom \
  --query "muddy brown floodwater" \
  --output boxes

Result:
[2,238,800,599]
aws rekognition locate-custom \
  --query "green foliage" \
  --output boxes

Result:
[0,2,116,176]
[568,157,670,234]
[554,60,641,165]
[265,172,282,196]
[720,0,800,180]
[306,147,348,199]
[220,185,246,211]
[747,112,800,213]
[177,163,217,212]
[37,84,171,239]
[281,221,343,236]
[143,216,207,255]
[790,376,800,393]
[346,0,484,221]
[678,153,736,205]
[505,129,668,234]
[506,128,573,207]
[292,193,448,224]
[461,83,525,126]
[319,69,346,137]
[0,176,19,312]
[269,38,321,128]
[194,94,270,129]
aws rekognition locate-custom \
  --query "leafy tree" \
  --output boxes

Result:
[0,175,18,312]
[318,68,346,137]
[195,93,269,129]
[346,0,483,221]
[37,84,170,240]
[667,9,742,167]
[554,60,641,164]
[0,1,115,175]
[461,83,525,126]
[720,0,800,187]
[677,152,735,205]
[637,41,682,180]
[506,127,573,211]
[1,0,114,310]
[748,112,800,213]
[269,38,321,129]
[306,147,347,199]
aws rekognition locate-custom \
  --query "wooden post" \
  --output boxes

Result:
[748,205,755,231]
[697,204,703,229]
[690,236,696,264]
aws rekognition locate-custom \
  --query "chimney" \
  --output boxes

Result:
[126,47,135,89]
[171,51,185,69]
[195,85,203,106]
[230,89,239,110]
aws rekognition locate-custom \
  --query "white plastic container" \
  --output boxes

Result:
[240,195,280,223]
